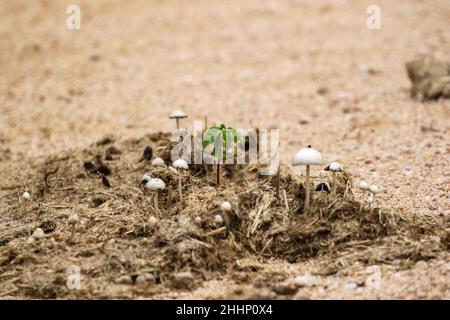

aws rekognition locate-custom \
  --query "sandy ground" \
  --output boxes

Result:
[0,0,449,299]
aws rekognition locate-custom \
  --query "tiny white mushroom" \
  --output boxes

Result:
[151,157,165,167]
[22,192,31,201]
[146,178,166,218]
[325,161,343,195]
[359,181,370,191]
[32,228,45,239]
[369,185,380,194]
[314,181,331,192]
[68,213,79,242]
[20,192,31,212]
[292,146,323,212]
[221,201,231,213]
[173,159,189,204]
[169,110,187,130]
[219,201,231,226]
[358,181,370,213]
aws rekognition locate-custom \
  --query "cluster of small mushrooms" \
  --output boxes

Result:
[23,109,384,243]
[359,181,380,213]
[292,145,380,213]
[292,145,347,211]
[141,156,190,219]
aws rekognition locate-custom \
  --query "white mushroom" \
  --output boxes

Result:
[20,192,31,212]
[173,159,189,204]
[314,181,331,192]
[68,213,79,242]
[32,228,45,239]
[325,161,343,195]
[358,181,370,213]
[22,192,31,201]
[221,201,231,213]
[169,110,187,130]
[359,181,369,192]
[151,157,165,167]
[146,178,166,217]
[292,145,323,212]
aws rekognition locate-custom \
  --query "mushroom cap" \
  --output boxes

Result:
[145,178,166,190]
[221,201,231,212]
[22,192,31,200]
[32,228,45,239]
[326,161,343,172]
[314,181,331,192]
[140,173,152,184]
[68,213,79,225]
[151,157,165,167]
[369,185,380,193]
[173,159,189,169]
[292,146,323,166]
[169,110,187,119]
[359,181,369,190]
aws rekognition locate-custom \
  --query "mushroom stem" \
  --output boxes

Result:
[154,192,160,219]
[178,174,183,203]
[176,118,180,130]
[359,191,365,214]
[276,168,280,199]
[204,116,208,132]
[167,186,173,208]
[216,162,221,185]
[370,194,376,214]
[332,171,336,196]
[304,164,311,211]
[70,225,76,242]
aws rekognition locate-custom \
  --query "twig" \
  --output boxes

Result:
[44,167,59,188]
[206,227,226,236]
[42,203,72,209]
[0,287,18,297]
[283,189,289,212]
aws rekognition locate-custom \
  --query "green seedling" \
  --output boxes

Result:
[203,124,243,185]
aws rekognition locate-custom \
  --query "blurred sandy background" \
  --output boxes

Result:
[0,0,449,299]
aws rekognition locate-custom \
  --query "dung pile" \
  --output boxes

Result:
[406,58,450,100]
[0,133,447,298]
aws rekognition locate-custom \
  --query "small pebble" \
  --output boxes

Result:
[344,282,358,290]
[402,167,413,176]
[194,217,202,225]
[32,228,45,239]
[214,215,223,225]
[136,273,156,285]
[292,274,317,287]
[173,271,194,289]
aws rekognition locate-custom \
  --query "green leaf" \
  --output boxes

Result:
[202,124,242,162]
